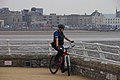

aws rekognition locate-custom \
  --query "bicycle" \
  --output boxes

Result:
[49,42,75,76]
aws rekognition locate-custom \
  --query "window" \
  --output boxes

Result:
[18,19,20,22]
[44,16,46,18]
[49,16,52,18]
[49,19,52,21]
[44,19,46,21]
[13,18,15,22]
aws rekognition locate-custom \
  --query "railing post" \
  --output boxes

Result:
[117,47,120,61]
[7,40,11,55]
[81,41,90,61]
[48,40,52,55]
[96,43,107,64]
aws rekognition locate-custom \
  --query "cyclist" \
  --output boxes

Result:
[51,24,74,73]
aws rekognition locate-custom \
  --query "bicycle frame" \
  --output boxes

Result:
[57,48,70,66]
[49,42,74,75]
[64,55,70,67]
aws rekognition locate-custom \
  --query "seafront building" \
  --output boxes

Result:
[0,7,120,30]
[21,8,43,25]
[81,10,105,29]
[59,10,105,30]
[116,9,120,18]
[104,17,120,29]
[0,8,22,28]
[42,13,62,27]
[31,7,43,15]
[102,9,120,30]
[60,14,83,28]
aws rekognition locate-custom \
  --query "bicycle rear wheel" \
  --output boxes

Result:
[66,56,71,76]
[49,56,59,74]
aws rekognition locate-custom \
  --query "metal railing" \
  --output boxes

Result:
[0,39,120,65]
[0,39,51,55]
[70,41,120,65]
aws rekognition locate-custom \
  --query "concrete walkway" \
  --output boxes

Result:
[0,67,90,80]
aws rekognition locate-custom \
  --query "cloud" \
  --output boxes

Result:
[0,0,5,7]
[0,0,5,4]
[0,0,117,14]
[117,0,120,9]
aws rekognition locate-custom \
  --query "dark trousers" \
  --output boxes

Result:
[54,46,64,70]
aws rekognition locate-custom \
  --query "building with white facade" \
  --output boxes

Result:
[104,10,120,30]
[105,18,120,27]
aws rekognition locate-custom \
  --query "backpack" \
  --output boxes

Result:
[51,42,56,48]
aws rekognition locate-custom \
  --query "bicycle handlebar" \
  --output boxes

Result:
[64,42,75,50]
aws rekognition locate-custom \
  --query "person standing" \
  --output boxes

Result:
[51,24,74,73]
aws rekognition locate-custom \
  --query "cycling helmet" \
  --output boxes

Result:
[58,24,65,29]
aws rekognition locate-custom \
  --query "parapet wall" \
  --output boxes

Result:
[71,57,120,80]
[0,54,120,80]
[0,54,50,67]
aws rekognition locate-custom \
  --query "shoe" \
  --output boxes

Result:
[61,68,68,73]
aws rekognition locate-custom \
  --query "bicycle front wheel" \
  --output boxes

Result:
[49,56,59,74]
[66,56,71,76]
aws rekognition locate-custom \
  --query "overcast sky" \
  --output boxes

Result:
[0,0,120,15]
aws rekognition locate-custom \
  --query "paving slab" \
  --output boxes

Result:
[0,67,90,80]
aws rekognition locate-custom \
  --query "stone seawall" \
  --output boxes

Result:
[0,54,50,67]
[0,54,120,80]
[71,57,120,80]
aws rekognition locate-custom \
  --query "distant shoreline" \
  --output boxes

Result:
[0,30,99,35]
